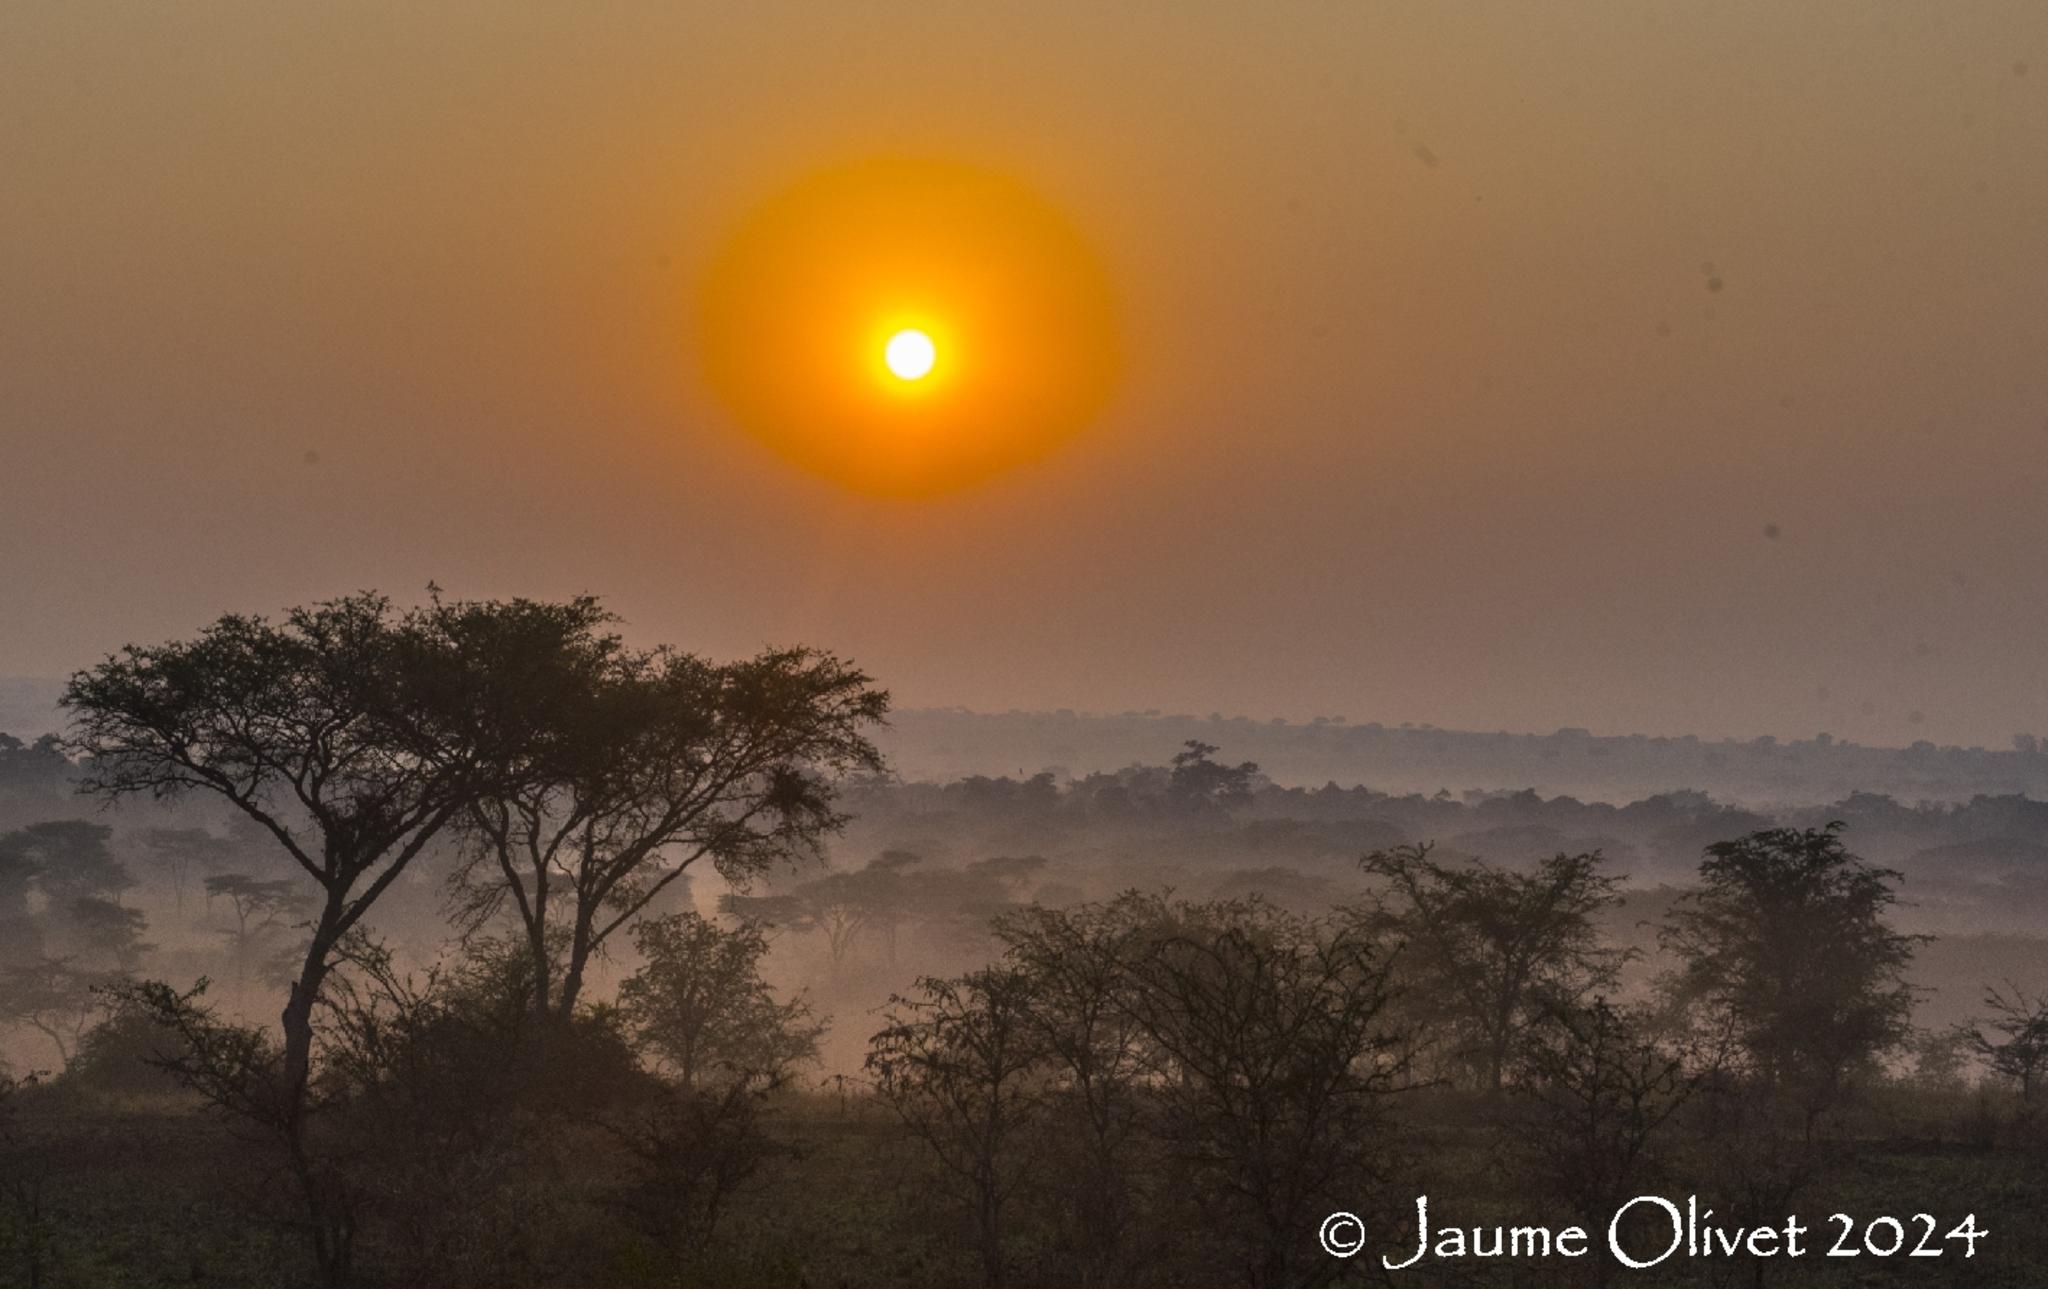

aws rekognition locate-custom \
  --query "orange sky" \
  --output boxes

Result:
[3,3,2046,748]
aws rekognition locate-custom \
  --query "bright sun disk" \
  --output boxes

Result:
[699,157,1120,495]
[885,328,936,381]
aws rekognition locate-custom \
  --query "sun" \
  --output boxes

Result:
[697,157,1121,496]
[884,328,936,381]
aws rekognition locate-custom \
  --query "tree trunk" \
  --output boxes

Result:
[978,1176,1004,1289]
[528,916,552,1022]
[555,923,593,1021]
[280,929,351,1287]
[280,934,334,1109]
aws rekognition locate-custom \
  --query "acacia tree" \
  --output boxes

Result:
[0,822,141,968]
[993,897,1156,1289]
[1359,844,1627,1092]
[1511,997,1706,1269]
[1115,898,1409,1289]
[726,851,1040,968]
[204,873,312,983]
[0,824,150,1068]
[139,826,227,912]
[64,592,600,1099]
[1970,982,2048,1111]
[0,959,110,1068]
[63,591,608,1287]
[723,852,918,966]
[1,822,135,909]
[1167,740,1259,813]
[618,910,823,1091]
[451,645,887,1023]
[723,870,876,964]
[868,966,1047,1289]
[1661,824,1920,1117]
[607,911,824,1269]
[60,897,151,974]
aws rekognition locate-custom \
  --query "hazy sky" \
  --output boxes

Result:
[4,3,2046,748]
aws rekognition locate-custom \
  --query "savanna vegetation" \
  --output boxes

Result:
[3,595,2047,1287]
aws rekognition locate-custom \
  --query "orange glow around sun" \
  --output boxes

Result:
[697,158,1121,496]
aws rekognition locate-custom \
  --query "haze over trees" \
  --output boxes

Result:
[3,600,2048,1285]
[1663,825,1922,1113]
[877,708,2048,806]
[448,640,885,1024]
[1359,843,1627,1092]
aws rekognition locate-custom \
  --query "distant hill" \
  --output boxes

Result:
[877,709,2048,807]
[9,678,2045,807]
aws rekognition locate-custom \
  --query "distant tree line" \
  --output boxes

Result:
[885,707,2048,804]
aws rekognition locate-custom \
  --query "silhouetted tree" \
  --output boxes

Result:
[605,914,820,1272]
[725,850,930,965]
[60,1001,187,1098]
[0,959,111,1068]
[994,897,1156,1289]
[1661,824,1920,1117]
[451,645,887,1024]
[204,873,311,983]
[138,826,227,912]
[0,831,150,1063]
[311,933,648,1287]
[59,897,150,974]
[1116,898,1408,1289]
[736,850,1046,967]
[1971,982,2048,1111]
[1360,843,1627,1091]
[0,822,141,970]
[619,911,822,1091]
[869,966,1047,1289]
[0,822,133,908]
[64,591,613,1287]
[1510,997,1705,1273]
[1168,740,1259,812]
[725,868,878,964]
[599,1074,792,1273]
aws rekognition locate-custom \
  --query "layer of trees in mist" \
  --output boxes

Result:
[881,708,2048,806]
[4,594,2048,1288]
[14,682,2048,808]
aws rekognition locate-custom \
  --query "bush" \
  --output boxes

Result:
[61,1005,189,1099]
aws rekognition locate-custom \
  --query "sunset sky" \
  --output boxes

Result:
[4,3,2046,748]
